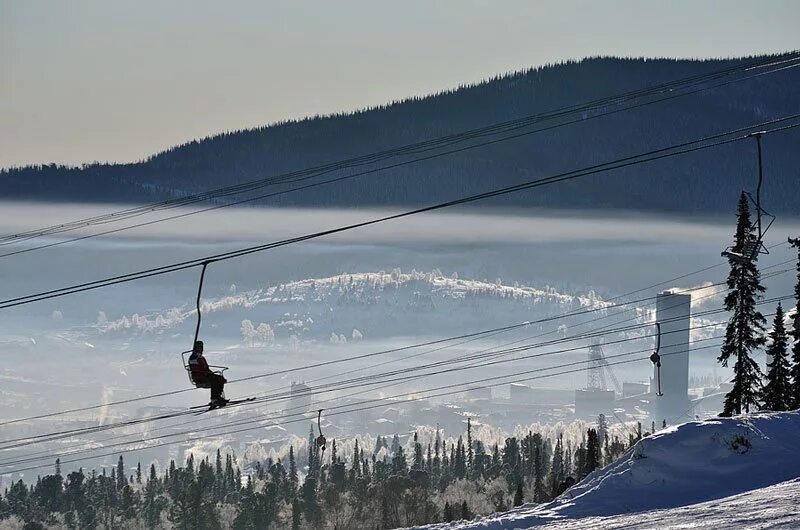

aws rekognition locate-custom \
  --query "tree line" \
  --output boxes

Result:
[718,192,800,415]
[1,417,649,529]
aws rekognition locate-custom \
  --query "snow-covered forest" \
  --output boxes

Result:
[0,416,637,529]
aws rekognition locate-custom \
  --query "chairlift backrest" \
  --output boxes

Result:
[182,349,210,388]
[741,239,759,256]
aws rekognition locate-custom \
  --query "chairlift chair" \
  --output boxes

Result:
[181,261,229,390]
[721,133,775,264]
[315,409,327,452]
[720,192,775,264]
[181,349,229,388]
[650,322,663,397]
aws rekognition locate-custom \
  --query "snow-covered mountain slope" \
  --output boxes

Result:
[473,478,800,529]
[418,411,800,529]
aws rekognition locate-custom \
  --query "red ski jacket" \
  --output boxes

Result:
[188,353,211,383]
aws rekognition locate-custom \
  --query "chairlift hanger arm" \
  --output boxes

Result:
[193,262,210,346]
[183,261,213,387]
[650,322,663,397]
[316,409,327,451]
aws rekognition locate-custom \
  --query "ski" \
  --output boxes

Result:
[189,396,257,411]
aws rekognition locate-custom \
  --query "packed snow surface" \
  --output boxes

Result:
[417,411,800,529]
[456,478,800,529]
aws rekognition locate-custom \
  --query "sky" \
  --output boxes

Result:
[1,0,798,168]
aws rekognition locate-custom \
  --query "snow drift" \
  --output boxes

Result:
[418,411,800,529]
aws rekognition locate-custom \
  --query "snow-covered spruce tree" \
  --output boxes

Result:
[718,193,766,416]
[763,303,792,411]
[789,237,800,409]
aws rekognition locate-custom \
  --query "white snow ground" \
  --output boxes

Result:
[417,411,800,529]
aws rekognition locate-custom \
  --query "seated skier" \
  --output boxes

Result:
[188,340,228,408]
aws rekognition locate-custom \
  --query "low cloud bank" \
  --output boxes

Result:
[4,202,798,247]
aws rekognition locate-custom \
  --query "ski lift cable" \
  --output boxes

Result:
[0,276,735,430]
[0,119,797,325]
[3,51,798,250]
[0,272,752,442]
[0,299,736,452]
[0,332,727,467]
[0,309,737,456]
[33,275,794,454]
[0,336,730,469]
[1,241,792,456]
[0,340,735,474]
[1,261,792,438]
[17,278,791,459]
[15,270,724,450]
[0,277,736,429]
[5,294,792,459]
[605,407,640,439]
[0,280,743,455]
[255,290,740,444]
[4,294,790,473]
[7,260,792,441]
[2,115,799,314]
[2,347,709,471]
[378,265,789,387]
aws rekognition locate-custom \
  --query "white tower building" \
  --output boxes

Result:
[652,290,692,427]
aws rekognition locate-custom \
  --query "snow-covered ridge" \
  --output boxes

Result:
[430,478,800,529]
[95,270,612,336]
[417,411,800,529]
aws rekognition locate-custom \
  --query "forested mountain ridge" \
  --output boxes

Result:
[3,55,800,214]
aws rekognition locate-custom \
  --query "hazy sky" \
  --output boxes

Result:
[2,0,798,168]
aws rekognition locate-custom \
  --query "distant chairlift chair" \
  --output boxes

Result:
[721,132,775,264]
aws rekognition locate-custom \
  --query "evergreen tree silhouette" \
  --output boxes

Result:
[763,303,792,410]
[719,193,766,416]
[788,238,800,408]
[513,479,524,507]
